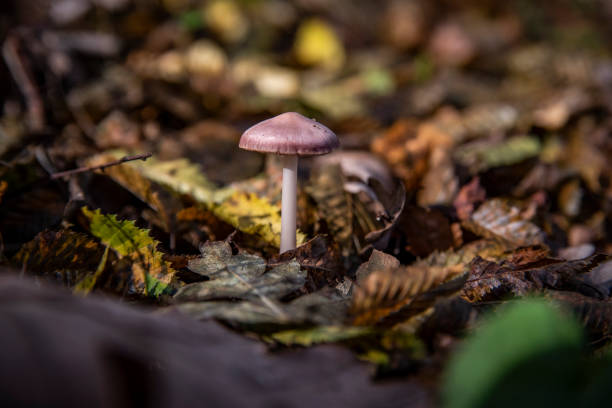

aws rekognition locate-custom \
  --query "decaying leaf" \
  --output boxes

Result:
[306,163,354,255]
[398,205,454,257]
[363,180,406,252]
[13,229,105,287]
[265,324,425,362]
[351,263,467,326]
[82,207,176,297]
[175,241,306,302]
[463,198,543,246]
[173,285,352,328]
[453,177,486,221]
[417,146,458,206]
[314,151,405,252]
[85,152,181,231]
[355,249,400,285]
[547,291,612,346]
[270,235,343,292]
[463,252,611,302]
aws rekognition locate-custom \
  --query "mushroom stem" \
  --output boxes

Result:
[280,154,298,253]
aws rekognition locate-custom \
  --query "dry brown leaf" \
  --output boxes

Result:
[306,163,354,255]
[85,152,180,232]
[463,198,544,246]
[398,205,454,257]
[453,177,486,221]
[355,249,400,285]
[270,235,343,292]
[462,253,611,303]
[13,229,106,287]
[351,263,466,326]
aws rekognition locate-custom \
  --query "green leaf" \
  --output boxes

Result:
[268,326,374,347]
[82,207,176,297]
[454,136,541,173]
[442,298,584,408]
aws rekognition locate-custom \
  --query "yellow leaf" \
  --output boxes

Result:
[211,191,306,248]
[294,18,345,70]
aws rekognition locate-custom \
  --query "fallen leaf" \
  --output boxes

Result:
[0,180,7,203]
[85,152,181,232]
[363,180,406,252]
[454,135,541,174]
[547,291,612,347]
[267,326,374,347]
[270,235,343,292]
[463,198,544,246]
[175,241,305,302]
[213,191,306,249]
[351,263,467,326]
[398,205,454,257]
[13,229,105,287]
[453,177,486,221]
[306,163,354,255]
[355,249,400,285]
[418,146,458,206]
[82,207,176,297]
[462,253,611,302]
[294,18,345,70]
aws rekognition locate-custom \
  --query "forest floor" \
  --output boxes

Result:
[0,1,611,407]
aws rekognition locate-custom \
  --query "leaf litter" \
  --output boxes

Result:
[1,0,612,406]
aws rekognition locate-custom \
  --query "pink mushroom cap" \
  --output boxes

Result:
[239,112,339,156]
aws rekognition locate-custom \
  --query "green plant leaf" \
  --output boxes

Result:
[268,326,374,347]
[442,298,584,408]
[82,207,176,297]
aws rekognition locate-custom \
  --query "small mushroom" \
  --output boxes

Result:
[239,112,339,253]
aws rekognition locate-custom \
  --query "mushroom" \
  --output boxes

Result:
[239,112,339,253]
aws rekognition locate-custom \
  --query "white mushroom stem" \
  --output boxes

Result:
[280,154,298,253]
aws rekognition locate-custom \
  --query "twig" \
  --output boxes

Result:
[51,153,152,179]
[2,34,45,132]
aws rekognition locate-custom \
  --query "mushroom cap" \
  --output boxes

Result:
[239,112,339,156]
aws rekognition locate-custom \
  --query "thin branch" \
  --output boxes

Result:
[51,153,152,179]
